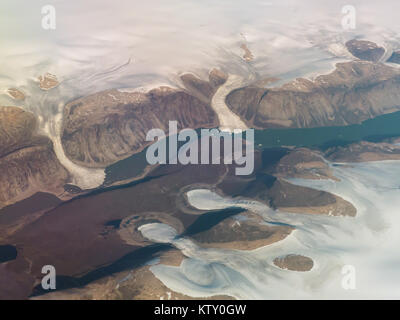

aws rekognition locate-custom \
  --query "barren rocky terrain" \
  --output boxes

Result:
[61,87,219,167]
[0,107,68,209]
[345,39,385,62]
[273,254,314,272]
[226,61,400,129]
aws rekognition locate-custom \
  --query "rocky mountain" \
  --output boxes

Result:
[0,107,68,209]
[218,150,356,217]
[325,140,400,162]
[6,88,25,101]
[179,68,228,103]
[266,178,355,216]
[0,107,37,157]
[61,86,219,167]
[272,148,335,180]
[226,61,400,129]
[38,73,59,90]
[345,39,385,62]
[273,254,314,272]
[187,211,292,250]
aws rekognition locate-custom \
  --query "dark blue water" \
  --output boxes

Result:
[0,245,17,263]
[104,111,400,185]
[254,110,400,150]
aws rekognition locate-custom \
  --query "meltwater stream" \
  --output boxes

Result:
[139,160,400,299]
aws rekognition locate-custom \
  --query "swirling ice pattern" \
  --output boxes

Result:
[140,160,400,299]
